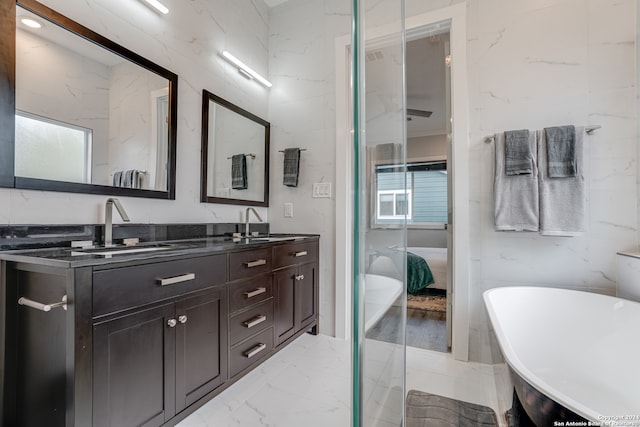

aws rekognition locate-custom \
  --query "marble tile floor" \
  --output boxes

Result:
[178,334,509,427]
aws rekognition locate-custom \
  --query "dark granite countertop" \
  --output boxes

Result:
[0,234,319,268]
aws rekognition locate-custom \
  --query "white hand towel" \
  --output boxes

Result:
[538,127,586,236]
[494,131,539,231]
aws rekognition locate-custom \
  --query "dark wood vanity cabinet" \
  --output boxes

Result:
[1,236,319,427]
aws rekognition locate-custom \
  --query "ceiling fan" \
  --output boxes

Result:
[406,108,432,120]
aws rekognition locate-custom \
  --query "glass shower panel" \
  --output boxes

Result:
[352,0,407,425]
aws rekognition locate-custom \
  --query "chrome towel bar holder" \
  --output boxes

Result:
[484,125,602,143]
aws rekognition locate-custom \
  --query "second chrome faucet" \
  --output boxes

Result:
[105,198,130,247]
[245,207,263,237]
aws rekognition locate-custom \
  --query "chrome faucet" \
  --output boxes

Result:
[245,207,263,237]
[105,198,130,247]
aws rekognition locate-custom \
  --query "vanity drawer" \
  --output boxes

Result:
[229,273,273,313]
[229,327,274,378]
[229,299,273,346]
[228,248,272,281]
[93,254,226,317]
[273,240,318,270]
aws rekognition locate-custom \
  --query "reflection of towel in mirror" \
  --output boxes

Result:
[283,148,301,187]
[231,154,248,190]
[123,170,134,188]
[545,125,576,178]
[113,171,123,187]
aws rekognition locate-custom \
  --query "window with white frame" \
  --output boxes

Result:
[15,110,92,184]
[374,160,447,226]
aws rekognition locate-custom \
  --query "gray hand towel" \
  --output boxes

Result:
[545,125,576,177]
[504,129,533,175]
[494,131,539,231]
[283,148,301,187]
[231,154,248,190]
[538,127,585,236]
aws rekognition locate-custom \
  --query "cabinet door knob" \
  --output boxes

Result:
[167,318,177,328]
[295,274,305,281]
[178,315,188,324]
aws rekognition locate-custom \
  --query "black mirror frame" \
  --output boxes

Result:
[201,90,270,207]
[0,0,178,199]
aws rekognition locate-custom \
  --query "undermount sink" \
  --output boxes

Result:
[70,244,174,257]
[249,236,305,242]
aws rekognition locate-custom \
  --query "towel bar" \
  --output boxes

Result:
[278,149,307,153]
[226,153,256,159]
[484,125,601,143]
[18,295,68,312]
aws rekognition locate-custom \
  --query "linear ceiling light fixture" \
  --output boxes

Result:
[143,0,169,14]
[222,51,272,88]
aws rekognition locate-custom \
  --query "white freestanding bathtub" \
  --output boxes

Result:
[364,273,403,332]
[484,286,640,425]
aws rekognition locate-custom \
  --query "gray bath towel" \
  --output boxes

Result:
[113,171,123,187]
[538,127,585,236]
[123,170,134,188]
[494,131,539,231]
[231,154,248,190]
[545,125,576,177]
[505,129,533,175]
[283,148,301,187]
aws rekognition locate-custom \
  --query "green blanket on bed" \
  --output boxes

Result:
[407,250,435,294]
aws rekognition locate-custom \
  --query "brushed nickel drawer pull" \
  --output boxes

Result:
[158,273,195,286]
[244,259,267,268]
[244,343,267,358]
[167,319,177,328]
[18,295,68,312]
[178,315,188,324]
[244,287,267,298]
[243,315,267,328]
[293,251,308,257]
[295,274,305,281]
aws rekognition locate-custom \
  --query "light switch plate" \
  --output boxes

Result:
[312,182,331,198]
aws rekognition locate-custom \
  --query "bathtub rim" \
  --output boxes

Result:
[483,286,635,423]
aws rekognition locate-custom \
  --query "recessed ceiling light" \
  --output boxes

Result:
[143,0,169,14]
[20,17,42,29]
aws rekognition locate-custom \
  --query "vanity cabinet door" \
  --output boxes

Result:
[273,266,296,346]
[174,288,228,413]
[93,304,176,427]
[274,262,319,347]
[296,262,318,331]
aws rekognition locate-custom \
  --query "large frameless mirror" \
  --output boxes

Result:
[2,0,178,198]
[201,90,270,207]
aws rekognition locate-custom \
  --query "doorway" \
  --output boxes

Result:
[335,3,470,361]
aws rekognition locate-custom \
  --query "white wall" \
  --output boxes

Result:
[268,0,351,336]
[1,0,270,225]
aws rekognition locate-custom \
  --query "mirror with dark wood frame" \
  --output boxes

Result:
[201,90,270,207]
[0,0,178,199]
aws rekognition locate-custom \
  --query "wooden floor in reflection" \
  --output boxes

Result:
[366,306,448,352]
